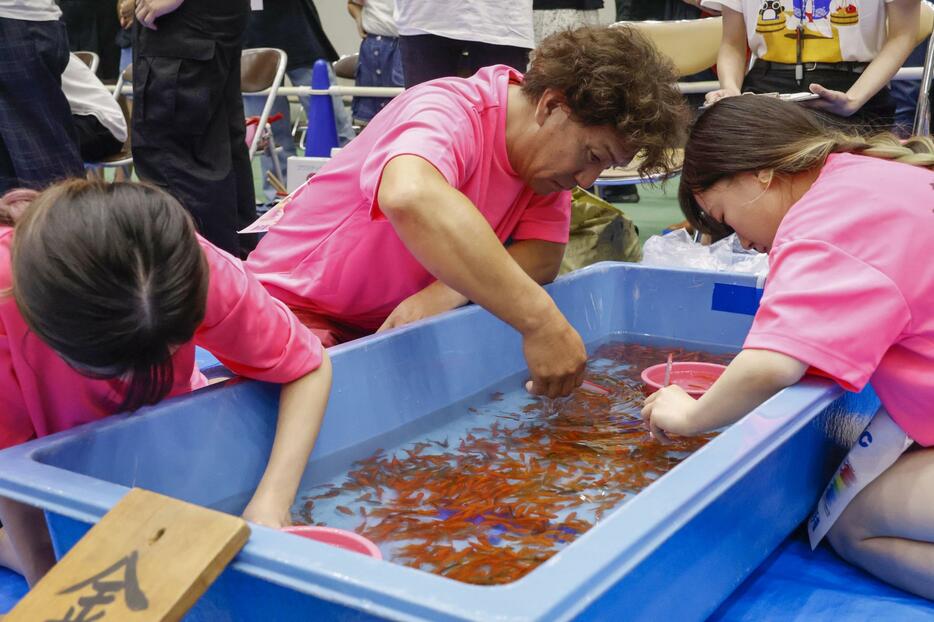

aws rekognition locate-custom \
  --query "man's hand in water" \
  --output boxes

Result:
[523,311,586,399]
[135,0,184,29]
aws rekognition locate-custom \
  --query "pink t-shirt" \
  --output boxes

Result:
[0,229,323,450]
[744,153,934,445]
[247,65,572,331]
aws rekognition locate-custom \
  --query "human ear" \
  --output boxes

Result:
[535,88,569,125]
[756,169,775,187]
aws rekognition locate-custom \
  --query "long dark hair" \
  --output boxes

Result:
[8,180,209,411]
[679,96,934,240]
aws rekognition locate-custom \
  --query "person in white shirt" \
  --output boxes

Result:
[347,0,405,122]
[702,0,921,128]
[393,0,534,87]
[0,0,84,192]
[61,53,127,161]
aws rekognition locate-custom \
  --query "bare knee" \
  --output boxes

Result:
[826,509,869,563]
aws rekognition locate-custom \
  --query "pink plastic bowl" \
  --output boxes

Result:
[282,526,382,559]
[641,362,728,398]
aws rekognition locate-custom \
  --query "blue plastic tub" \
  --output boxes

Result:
[0,263,878,621]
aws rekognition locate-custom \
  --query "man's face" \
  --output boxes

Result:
[513,96,637,195]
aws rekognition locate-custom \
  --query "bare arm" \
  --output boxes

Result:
[706,7,748,104]
[808,0,921,117]
[377,155,585,397]
[347,1,366,39]
[378,239,566,331]
[241,352,332,527]
[642,349,808,441]
[0,497,56,586]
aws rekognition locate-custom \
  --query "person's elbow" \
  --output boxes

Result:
[376,159,436,224]
[742,349,809,390]
[535,256,561,285]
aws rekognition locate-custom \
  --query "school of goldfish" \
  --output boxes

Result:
[293,342,733,585]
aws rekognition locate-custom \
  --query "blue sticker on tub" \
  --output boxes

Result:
[711,283,763,316]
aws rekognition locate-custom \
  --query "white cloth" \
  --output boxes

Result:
[0,0,60,20]
[394,0,534,49]
[807,406,913,548]
[532,8,601,46]
[61,54,128,144]
[361,0,399,37]
[701,0,894,64]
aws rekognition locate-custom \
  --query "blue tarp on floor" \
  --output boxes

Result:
[0,569,26,614]
[2,531,931,617]
[711,530,934,621]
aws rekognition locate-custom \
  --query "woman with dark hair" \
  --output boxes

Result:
[642,94,934,599]
[248,25,688,399]
[0,180,332,586]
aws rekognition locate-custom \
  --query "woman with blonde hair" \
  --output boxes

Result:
[643,94,934,599]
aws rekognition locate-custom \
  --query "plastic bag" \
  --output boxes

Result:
[559,187,642,275]
[640,229,769,276]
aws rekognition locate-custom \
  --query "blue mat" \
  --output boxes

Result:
[711,530,934,621]
[0,532,930,617]
[0,568,27,614]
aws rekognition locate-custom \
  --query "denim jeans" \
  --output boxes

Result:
[890,42,928,137]
[352,34,404,122]
[243,64,355,201]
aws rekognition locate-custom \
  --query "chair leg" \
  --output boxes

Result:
[266,131,284,183]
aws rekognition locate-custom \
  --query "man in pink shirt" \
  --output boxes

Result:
[248,25,688,398]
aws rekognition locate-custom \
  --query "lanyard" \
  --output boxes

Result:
[795,24,804,85]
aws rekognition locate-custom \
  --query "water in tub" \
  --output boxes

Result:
[290,341,734,585]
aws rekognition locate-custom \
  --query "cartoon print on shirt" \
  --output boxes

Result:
[755,1,861,64]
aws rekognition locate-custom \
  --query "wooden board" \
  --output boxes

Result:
[7,488,250,622]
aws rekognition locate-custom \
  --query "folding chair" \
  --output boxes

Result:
[74,50,100,75]
[333,53,358,81]
[612,16,723,79]
[84,63,133,179]
[241,47,288,184]
[912,1,934,136]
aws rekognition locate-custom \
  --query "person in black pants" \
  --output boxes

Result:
[58,0,122,81]
[132,0,257,258]
[394,0,534,88]
[0,3,84,193]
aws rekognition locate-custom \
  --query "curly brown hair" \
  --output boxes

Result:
[522,25,688,177]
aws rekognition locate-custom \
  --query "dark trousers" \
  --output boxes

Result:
[743,61,896,131]
[132,1,256,257]
[399,34,530,88]
[0,18,84,193]
[73,114,123,162]
[616,0,702,21]
[59,0,122,81]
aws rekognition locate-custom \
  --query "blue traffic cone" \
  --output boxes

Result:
[305,59,340,157]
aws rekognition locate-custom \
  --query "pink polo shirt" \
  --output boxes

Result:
[247,65,572,331]
[0,229,323,450]
[744,153,934,445]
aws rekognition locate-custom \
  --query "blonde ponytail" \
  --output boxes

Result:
[680,95,934,239]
